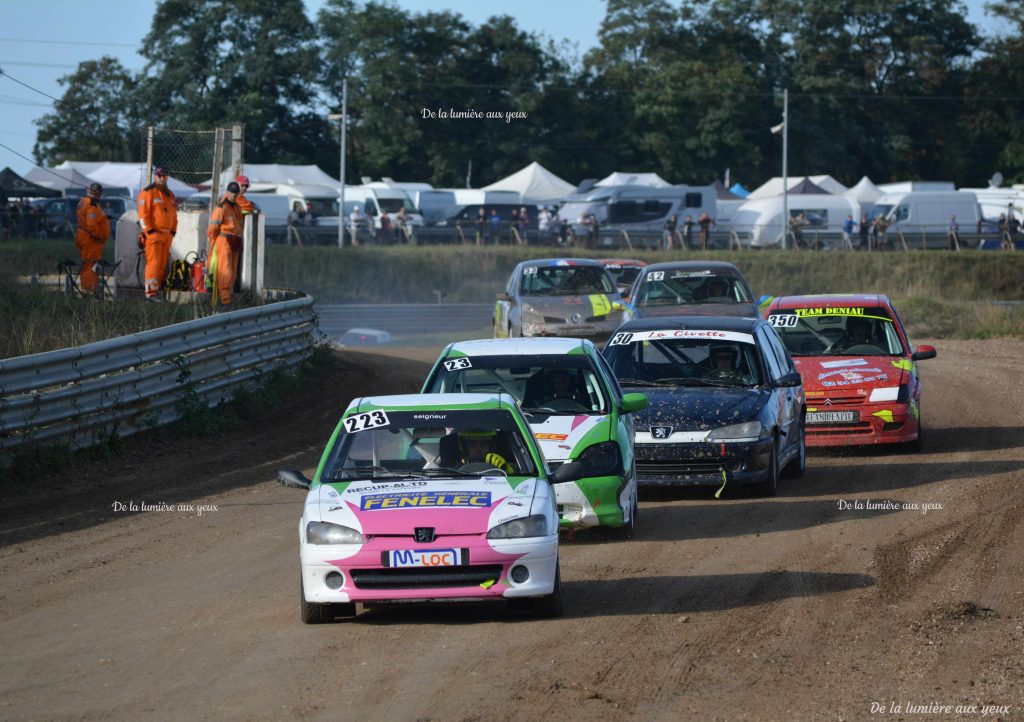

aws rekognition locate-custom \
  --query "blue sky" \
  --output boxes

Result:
[0,0,1002,177]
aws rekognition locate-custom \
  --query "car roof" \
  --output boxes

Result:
[617,315,763,333]
[446,337,592,356]
[599,258,647,266]
[518,258,604,269]
[347,392,517,413]
[642,260,746,274]
[770,294,888,309]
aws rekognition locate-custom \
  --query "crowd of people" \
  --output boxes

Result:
[1,198,48,240]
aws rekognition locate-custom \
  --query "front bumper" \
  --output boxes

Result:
[634,438,773,486]
[552,473,628,529]
[805,401,919,447]
[521,319,621,342]
[300,534,558,604]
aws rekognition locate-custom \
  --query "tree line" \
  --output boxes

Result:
[31,0,1024,190]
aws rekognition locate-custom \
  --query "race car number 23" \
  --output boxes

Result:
[343,410,390,433]
[444,357,472,371]
[767,314,799,328]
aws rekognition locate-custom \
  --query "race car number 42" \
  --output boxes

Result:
[390,549,462,567]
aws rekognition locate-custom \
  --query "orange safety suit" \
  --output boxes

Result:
[75,197,110,294]
[137,183,178,298]
[236,191,256,215]
[207,198,244,305]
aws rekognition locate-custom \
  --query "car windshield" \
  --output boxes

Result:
[322,409,536,481]
[766,307,906,356]
[605,266,643,288]
[428,355,609,415]
[307,198,339,216]
[636,271,749,308]
[379,196,418,213]
[604,332,764,388]
[520,265,616,295]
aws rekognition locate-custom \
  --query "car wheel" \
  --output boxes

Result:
[615,486,638,540]
[300,578,356,624]
[782,419,806,478]
[531,560,565,618]
[754,436,779,497]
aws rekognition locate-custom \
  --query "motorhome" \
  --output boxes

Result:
[555,184,716,234]
[868,191,980,234]
[958,186,1024,223]
[451,189,522,207]
[415,189,458,223]
[731,194,860,247]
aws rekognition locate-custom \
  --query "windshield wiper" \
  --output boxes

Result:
[328,466,428,481]
[419,467,494,477]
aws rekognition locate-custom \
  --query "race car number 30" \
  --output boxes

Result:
[343,410,389,433]
[390,549,461,567]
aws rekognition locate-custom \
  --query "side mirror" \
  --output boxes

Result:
[496,291,510,301]
[911,345,936,361]
[776,371,803,388]
[550,461,585,484]
[619,392,649,414]
[278,469,311,490]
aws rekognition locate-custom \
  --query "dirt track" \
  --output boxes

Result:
[1,341,1022,721]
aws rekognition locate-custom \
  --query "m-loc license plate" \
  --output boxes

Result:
[806,410,860,425]
[389,548,462,567]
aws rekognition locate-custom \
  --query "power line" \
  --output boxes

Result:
[0,60,79,69]
[0,140,94,191]
[0,37,137,48]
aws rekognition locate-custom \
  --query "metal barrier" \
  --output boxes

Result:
[0,292,316,455]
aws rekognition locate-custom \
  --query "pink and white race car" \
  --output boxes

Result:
[279,393,583,623]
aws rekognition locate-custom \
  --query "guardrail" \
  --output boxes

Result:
[0,292,316,456]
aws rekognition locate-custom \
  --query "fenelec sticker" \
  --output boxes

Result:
[343,410,390,433]
[444,357,472,371]
[767,314,799,328]
[360,491,491,510]
[609,329,756,345]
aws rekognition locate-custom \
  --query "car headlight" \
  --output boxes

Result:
[306,521,365,545]
[575,441,622,476]
[487,514,549,539]
[869,385,910,403]
[521,305,545,325]
[706,421,764,442]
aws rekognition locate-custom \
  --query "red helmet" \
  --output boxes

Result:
[235,174,250,186]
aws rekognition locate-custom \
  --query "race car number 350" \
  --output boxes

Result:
[390,549,462,567]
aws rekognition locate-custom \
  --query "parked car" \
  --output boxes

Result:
[494,258,627,342]
[602,315,806,496]
[423,338,648,535]
[762,294,936,449]
[626,260,757,319]
[599,258,647,300]
[31,196,129,237]
[280,392,578,623]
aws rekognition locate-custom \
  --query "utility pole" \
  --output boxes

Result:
[328,80,348,248]
[782,89,789,250]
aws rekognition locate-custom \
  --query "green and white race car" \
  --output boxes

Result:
[423,338,648,536]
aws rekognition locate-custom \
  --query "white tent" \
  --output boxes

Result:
[595,171,672,188]
[844,176,884,217]
[748,175,849,199]
[208,163,340,189]
[25,166,97,194]
[483,162,576,204]
[55,161,195,199]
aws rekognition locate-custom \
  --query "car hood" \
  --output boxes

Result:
[527,413,611,462]
[312,476,539,535]
[793,356,906,394]
[628,385,768,432]
[634,302,757,318]
[522,294,624,321]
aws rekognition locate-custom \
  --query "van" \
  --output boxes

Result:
[415,189,457,223]
[182,192,293,243]
[556,184,716,234]
[452,189,522,206]
[868,191,980,235]
[345,185,424,231]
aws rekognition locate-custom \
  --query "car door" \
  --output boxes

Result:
[759,325,802,455]
[494,268,517,337]
[592,348,634,470]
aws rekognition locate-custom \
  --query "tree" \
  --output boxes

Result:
[33,57,141,166]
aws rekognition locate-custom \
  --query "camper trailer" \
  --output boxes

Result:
[732,195,860,248]
[556,184,716,240]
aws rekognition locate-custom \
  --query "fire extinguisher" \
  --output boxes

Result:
[191,250,207,293]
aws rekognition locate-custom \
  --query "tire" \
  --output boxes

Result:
[782,419,806,479]
[754,437,780,497]
[300,577,356,624]
[614,485,638,540]
[531,561,565,618]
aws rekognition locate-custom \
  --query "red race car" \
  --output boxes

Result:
[599,259,647,301]
[762,294,936,449]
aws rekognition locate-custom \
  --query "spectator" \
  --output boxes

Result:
[859,212,869,250]
[789,212,807,249]
[664,214,678,250]
[488,209,500,244]
[288,203,304,246]
[538,207,552,244]
[379,210,393,244]
[395,205,411,243]
[948,214,960,251]
[873,215,889,251]
[303,201,316,227]
[474,207,486,245]
[586,212,600,249]
[509,209,519,244]
[137,165,178,302]
[349,205,366,246]
[698,211,714,250]
[1008,209,1020,247]
[518,206,529,243]
[842,214,855,250]
[75,182,110,297]
[683,214,694,249]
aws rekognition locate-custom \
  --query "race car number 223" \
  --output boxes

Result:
[343,410,390,433]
